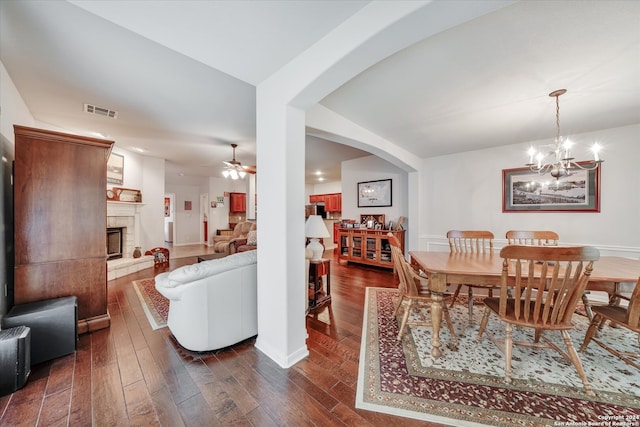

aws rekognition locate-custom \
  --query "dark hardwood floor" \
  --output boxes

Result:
[0,248,441,426]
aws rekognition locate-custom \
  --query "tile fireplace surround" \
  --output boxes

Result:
[107,201,153,280]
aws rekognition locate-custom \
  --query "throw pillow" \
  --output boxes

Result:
[246,230,257,246]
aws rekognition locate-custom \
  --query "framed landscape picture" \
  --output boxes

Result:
[502,163,600,212]
[358,179,392,207]
[107,153,124,185]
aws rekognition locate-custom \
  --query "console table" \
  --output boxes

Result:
[308,259,331,309]
[337,228,405,270]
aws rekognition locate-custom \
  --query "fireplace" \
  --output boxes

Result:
[107,227,124,260]
[106,202,138,258]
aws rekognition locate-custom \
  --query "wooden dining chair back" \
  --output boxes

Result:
[447,230,495,323]
[447,230,494,253]
[580,276,640,370]
[477,245,600,396]
[506,230,559,246]
[388,233,457,347]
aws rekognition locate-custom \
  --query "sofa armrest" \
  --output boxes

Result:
[155,272,185,300]
[212,235,233,243]
[229,238,247,254]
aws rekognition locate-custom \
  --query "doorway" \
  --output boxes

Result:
[164,193,175,243]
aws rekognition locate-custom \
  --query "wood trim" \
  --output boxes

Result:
[77,314,111,334]
[14,125,115,150]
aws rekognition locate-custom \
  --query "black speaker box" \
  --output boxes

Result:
[0,325,31,396]
[2,296,77,365]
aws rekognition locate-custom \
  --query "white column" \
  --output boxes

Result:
[253,0,508,367]
[254,100,308,367]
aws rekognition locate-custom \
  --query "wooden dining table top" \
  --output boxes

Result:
[409,251,640,292]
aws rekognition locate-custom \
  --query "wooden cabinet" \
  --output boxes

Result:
[310,193,341,212]
[13,125,114,334]
[229,192,246,212]
[309,194,323,204]
[337,228,405,269]
[324,193,342,212]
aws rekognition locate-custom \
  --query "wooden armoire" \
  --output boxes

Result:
[13,125,114,333]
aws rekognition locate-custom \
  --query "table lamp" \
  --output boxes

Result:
[305,215,330,261]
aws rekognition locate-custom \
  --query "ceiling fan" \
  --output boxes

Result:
[222,143,256,179]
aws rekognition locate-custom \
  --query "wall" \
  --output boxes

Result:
[165,183,203,245]
[0,61,34,142]
[108,148,165,252]
[341,155,408,228]
[205,176,251,241]
[421,124,640,257]
[164,174,252,245]
[308,181,341,197]
[140,156,165,250]
[0,134,14,321]
[0,61,33,320]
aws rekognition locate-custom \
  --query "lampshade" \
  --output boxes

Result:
[305,215,330,261]
[305,215,330,238]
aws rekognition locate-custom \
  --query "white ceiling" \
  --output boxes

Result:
[1,1,639,185]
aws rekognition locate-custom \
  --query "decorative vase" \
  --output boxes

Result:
[133,247,142,258]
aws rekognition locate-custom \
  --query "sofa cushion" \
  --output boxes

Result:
[164,250,257,287]
[246,230,257,246]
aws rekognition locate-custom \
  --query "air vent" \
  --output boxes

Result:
[84,103,118,119]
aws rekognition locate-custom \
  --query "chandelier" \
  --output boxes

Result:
[526,89,603,179]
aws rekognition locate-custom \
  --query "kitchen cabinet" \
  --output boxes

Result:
[310,192,341,212]
[229,192,246,212]
[324,193,342,212]
[309,194,323,204]
[337,228,404,270]
[13,125,114,334]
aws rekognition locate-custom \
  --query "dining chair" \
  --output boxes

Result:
[477,245,600,396]
[447,230,495,323]
[579,276,640,370]
[506,230,606,321]
[506,230,559,246]
[388,234,458,346]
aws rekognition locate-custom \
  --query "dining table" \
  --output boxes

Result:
[409,250,640,358]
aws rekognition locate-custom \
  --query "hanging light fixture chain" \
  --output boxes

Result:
[555,92,561,143]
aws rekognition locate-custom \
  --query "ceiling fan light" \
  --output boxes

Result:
[222,170,230,178]
[230,170,238,179]
[238,171,246,179]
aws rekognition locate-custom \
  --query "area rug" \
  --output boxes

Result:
[132,278,168,330]
[356,287,640,426]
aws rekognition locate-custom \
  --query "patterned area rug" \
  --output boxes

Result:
[132,278,168,330]
[357,287,640,426]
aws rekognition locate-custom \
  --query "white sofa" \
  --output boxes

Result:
[154,250,257,351]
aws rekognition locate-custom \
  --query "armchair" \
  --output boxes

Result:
[212,221,256,255]
[230,229,257,253]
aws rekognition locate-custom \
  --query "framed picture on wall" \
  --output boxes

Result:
[358,179,392,207]
[502,163,601,212]
[107,153,124,185]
